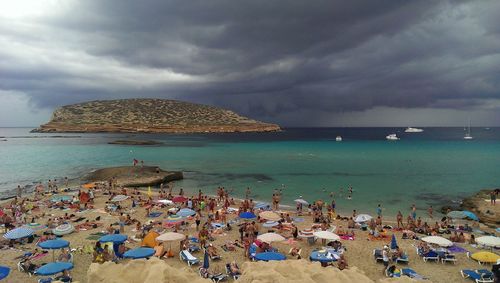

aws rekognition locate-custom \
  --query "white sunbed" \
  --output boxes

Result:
[180,250,200,266]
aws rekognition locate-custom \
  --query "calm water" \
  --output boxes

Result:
[1,127,499,216]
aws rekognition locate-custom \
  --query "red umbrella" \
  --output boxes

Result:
[172,196,187,203]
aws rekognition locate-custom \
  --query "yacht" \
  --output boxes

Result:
[404,127,423,133]
[336,136,342,142]
[464,120,473,140]
[386,134,400,141]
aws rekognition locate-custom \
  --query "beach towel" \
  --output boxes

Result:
[340,235,355,240]
[447,245,468,253]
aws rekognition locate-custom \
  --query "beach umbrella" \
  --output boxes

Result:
[390,234,398,250]
[38,239,70,261]
[23,223,46,231]
[111,195,129,202]
[203,249,210,269]
[172,196,187,203]
[354,214,372,223]
[298,229,315,238]
[447,211,466,219]
[163,215,184,227]
[313,231,340,241]
[257,233,286,243]
[35,262,73,276]
[471,251,500,263]
[176,208,196,217]
[156,232,185,242]
[0,266,10,280]
[82,183,96,189]
[294,199,308,205]
[421,236,453,247]
[259,211,281,221]
[254,252,286,261]
[3,227,34,240]
[124,247,155,259]
[99,234,127,244]
[255,203,270,210]
[263,221,279,228]
[53,224,75,236]
[156,199,174,205]
[239,212,256,219]
[462,211,479,221]
[476,236,500,248]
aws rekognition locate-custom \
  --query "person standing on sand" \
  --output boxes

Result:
[64,177,68,188]
[16,185,23,198]
[411,204,417,220]
[245,187,251,199]
[396,211,403,228]
[376,204,382,217]
[427,206,433,219]
[119,213,126,233]
[490,191,496,205]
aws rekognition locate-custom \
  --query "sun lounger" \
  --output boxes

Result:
[180,250,199,266]
[225,263,241,280]
[373,249,383,262]
[402,268,427,280]
[395,254,409,264]
[461,269,494,283]
[440,253,457,264]
[415,248,439,262]
[199,267,228,283]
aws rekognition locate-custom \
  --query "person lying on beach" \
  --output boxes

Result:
[288,247,302,259]
[347,218,355,229]
[58,248,71,262]
[207,244,220,258]
[337,254,348,270]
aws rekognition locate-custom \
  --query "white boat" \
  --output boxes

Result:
[464,120,473,140]
[404,127,423,133]
[335,136,342,142]
[386,134,400,141]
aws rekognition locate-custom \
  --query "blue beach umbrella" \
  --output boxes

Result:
[38,239,70,261]
[35,262,73,276]
[203,249,210,269]
[462,211,479,221]
[123,247,155,259]
[0,266,10,280]
[177,208,196,217]
[3,227,34,240]
[51,195,72,202]
[99,234,127,244]
[390,234,398,250]
[254,252,286,261]
[239,212,256,219]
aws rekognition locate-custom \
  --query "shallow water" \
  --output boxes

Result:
[1,127,499,217]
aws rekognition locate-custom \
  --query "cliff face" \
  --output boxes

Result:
[33,99,280,133]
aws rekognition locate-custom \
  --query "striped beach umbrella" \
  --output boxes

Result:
[53,224,75,236]
[3,227,34,240]
[163,215,184,227]
[354,214,372,223]
[23,223,47,231]
[176,208,196,217]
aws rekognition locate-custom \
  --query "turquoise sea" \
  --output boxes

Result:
[1,127,499,217]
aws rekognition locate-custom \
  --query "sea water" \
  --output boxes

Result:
[1,127,499,217]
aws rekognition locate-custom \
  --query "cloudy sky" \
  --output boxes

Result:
[1,0,499,127]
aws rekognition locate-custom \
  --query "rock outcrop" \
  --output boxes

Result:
[84,166,183,187]
[32,98,280,133]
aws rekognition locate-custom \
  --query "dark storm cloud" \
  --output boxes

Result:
[1,0,500,125]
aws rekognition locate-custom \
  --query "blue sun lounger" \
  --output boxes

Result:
[461,269,494,283]
[180,250,200,266]
[402,268,427,280]
[416,248,439,262]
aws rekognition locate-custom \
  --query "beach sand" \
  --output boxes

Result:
[0,187,496,283]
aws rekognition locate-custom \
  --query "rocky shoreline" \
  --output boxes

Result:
[108,140,163,146]
[459,189,499,227]
[84,165,183,187]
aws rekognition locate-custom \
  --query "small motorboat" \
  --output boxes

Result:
[404,127,423,133]
[386,134,400,141]
[336,136,342,142]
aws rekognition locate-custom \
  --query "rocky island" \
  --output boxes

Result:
[32,98,280,133]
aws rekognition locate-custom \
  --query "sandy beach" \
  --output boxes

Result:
[0,177,498,283]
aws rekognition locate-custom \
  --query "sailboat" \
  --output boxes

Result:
[464,120,473,140]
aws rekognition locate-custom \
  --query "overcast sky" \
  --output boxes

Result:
[1,0,499,127]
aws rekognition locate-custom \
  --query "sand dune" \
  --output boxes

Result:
[87,257,424,283]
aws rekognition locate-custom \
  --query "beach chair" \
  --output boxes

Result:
[440,253,457,264]
[395,253,409,264]
[373,249,383,262]
[402,268,427,280]
[38,278,53,283]
[180,250,200,266]
[199,267,228,283]
[225,263,241,280]
[17,260,35,277]
[461,269,494,283]
[415,248,439,262]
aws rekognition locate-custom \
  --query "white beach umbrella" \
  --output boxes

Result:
[111,195,129,202]
[257,233,286,243]
[421,236,453,247]
[156,232,186,242]
[156,199,173,205]
[294,199,309,205]
[313,231,340,241]
[476,236,500,248]
[354,214,372,223]
[259,211,281,221]
[53,224,75,236]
